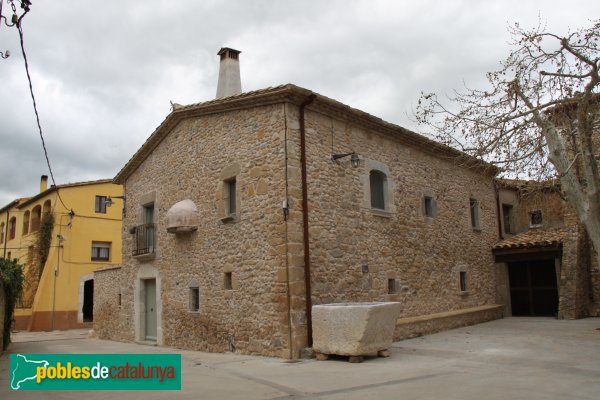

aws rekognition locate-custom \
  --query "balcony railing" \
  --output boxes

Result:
[133,223,155,257]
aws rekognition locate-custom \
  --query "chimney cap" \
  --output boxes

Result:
[217,47,241,56]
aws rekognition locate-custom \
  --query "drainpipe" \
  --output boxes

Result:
[299,93,316,347]
[494,181,504,240]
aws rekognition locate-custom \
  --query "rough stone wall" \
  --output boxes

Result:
[514,189,566,233]
[96,104,291,358]
[96,95,505,359]
[503,188,599,319]
[558,207,600,319]
[394,305,504,340]
[93,267,131,339]
[302,108,500,319]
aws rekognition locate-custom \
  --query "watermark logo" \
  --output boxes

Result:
[10,353,181,390]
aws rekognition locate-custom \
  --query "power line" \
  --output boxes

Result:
[14,6,70,212]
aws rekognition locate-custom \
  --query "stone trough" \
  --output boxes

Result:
[312,302,402,362]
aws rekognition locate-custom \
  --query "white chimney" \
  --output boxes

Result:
[216,47,242,99]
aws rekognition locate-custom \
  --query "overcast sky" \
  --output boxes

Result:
[0,0,597,207]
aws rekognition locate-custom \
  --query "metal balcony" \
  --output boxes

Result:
[132,223,156,256]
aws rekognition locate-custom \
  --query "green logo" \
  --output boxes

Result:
[10,353,181,390]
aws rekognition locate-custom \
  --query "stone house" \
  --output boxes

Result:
[495,180,599,319]
[94,48,508,359]
[493,93,600,320]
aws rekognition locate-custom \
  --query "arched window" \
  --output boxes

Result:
[370,170,386,210]
[0,222,5,244]
[23,211,30,235]
[31,205,42,232]
[43,200,52,215]
[9,217,17,240]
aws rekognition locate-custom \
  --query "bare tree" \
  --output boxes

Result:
[415,19,600,261]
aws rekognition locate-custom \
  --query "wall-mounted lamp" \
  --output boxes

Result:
[105,195,126,207]
[331,152,361,168]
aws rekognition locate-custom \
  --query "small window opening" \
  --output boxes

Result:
[529,210,543,227]
[424,196,434,218]
[118,293,122,307]
[387,279,397,294]
[469,198,479,228]
[224,272,233,290]
[460,271,467,292]
[189,287,200,312]
[226,178,236,215]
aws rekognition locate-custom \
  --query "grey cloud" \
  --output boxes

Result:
[1,0,597,206]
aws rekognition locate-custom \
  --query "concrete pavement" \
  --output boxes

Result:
[1,317,599,399]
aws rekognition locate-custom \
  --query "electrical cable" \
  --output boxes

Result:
[15,8,71,212]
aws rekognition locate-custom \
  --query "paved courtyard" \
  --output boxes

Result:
[1,317,599,399]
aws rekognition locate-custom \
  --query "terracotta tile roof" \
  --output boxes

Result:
[493,227,569,250]
[496,178,561,191]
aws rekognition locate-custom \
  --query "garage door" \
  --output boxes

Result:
[508,260,558,316]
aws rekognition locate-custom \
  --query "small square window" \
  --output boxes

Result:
[459,271,467,292]
[95,196,107,214]
[189,287,200,312]
[224,272,233,290]
[529,210,543,227]
[91,241,111,261]
[469,198,479,229]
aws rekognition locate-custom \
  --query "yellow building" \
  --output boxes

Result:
[0,176,122,331]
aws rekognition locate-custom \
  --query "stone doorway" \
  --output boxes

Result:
[508,260,558,316]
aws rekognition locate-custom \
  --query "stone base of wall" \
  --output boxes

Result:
[13,311,91,331]
[394,304,504,341]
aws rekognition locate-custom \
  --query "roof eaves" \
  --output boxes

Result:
[114,83,499,183]
[17,179,115,209]
[114,84,306,184]
[0,198,26,214]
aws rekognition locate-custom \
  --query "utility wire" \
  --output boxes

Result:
[15,10,70,212]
